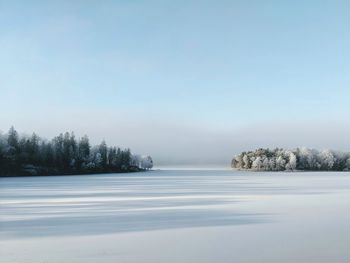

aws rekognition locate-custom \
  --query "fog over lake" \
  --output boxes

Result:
[1,170,350,263]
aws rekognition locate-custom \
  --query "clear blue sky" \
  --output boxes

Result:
[1,0,350,166]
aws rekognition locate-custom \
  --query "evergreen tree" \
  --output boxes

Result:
[99,140,108,169]
[0,127,153,176]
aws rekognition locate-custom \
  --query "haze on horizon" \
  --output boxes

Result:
[1,1,350,167]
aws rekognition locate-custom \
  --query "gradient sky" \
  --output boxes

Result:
[1,0,350,166]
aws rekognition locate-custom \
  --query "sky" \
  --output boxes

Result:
[1,0,350,167]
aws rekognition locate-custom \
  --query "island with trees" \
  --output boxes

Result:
[232,148,350,171]
[0,126,153,176]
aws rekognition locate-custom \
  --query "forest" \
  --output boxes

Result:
[232,147,350,171]
[0,126,153,176]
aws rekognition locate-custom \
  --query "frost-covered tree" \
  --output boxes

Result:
[268,157,276,171]
[285,152,297,171]
[318,150,335,170]
[99,140,108,168]
[276,156,286,170]
[7,126,19,151]
[346,158,350,171]
[130,154,142,168]
[252,156,262,170]
[242,154,250,169]
[141,156,153,170]
[231,147,350,172]
[0,127,153,176]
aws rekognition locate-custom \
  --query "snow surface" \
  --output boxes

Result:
[1,170,350,262]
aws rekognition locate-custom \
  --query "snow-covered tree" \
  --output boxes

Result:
[141,156,153,170]
[252,156,262,170]
[231,147,350,172]
[276,156,286,171]
[318,150,335,170]
[346,158,350,171]
[242,154,250,169]
[285,152,297,171]
[0,126,153,176]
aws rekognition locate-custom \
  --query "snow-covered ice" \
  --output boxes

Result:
[1,170,350,262]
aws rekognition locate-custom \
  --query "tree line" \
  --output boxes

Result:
[232,147,350,171]
[0,126,153,176]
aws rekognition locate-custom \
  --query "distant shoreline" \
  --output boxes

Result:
[0,168,151,178]
[232,148,350,172]
[0,126,153,177]
[232,169,350,173]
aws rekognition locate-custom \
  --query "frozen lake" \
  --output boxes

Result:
[1,170,350,262]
